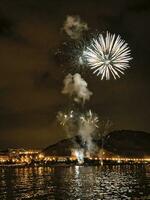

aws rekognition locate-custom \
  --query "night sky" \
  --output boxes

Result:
[0,0,150,149]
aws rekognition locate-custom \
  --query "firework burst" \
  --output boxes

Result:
[83,32,132,80]
[57,110,75,126]
[80,110,99,128]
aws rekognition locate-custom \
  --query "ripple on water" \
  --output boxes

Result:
[0,165,150,200]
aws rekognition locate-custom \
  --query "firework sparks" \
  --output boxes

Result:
[80,110,99,128]
[83,32,132,80]
[57,110,75,126]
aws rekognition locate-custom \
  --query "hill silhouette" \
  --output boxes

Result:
[44,130,150,157]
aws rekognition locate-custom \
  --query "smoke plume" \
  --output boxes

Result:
[62,73,92,104]
[62,15,88,40]
[78,111,98,155]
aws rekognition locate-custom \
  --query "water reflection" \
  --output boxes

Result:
[0,165,150,199]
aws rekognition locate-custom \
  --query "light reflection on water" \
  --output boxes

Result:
[0,165,150,200]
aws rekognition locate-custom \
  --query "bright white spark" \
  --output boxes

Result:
[83,32,132,80]
[74,149,84,164]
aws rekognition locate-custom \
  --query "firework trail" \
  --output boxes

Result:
[82,32,132,80]
[62,73,92,104]
[62,15,88,40]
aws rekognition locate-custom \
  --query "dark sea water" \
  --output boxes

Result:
[0,164,150,200]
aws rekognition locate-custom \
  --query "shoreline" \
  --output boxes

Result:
[0,160,150,168]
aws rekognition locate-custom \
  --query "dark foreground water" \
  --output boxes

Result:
[0,165,150,200]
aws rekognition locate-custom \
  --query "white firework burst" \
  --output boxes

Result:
[80,110,99,128]
[57,111,69,126]
[57,110,76,126]
[83,32,132,80]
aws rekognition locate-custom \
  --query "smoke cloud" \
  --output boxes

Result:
[62,73,93,104]
[79,121,95,153]
[62,15,88,39]
[78,111,99,156]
